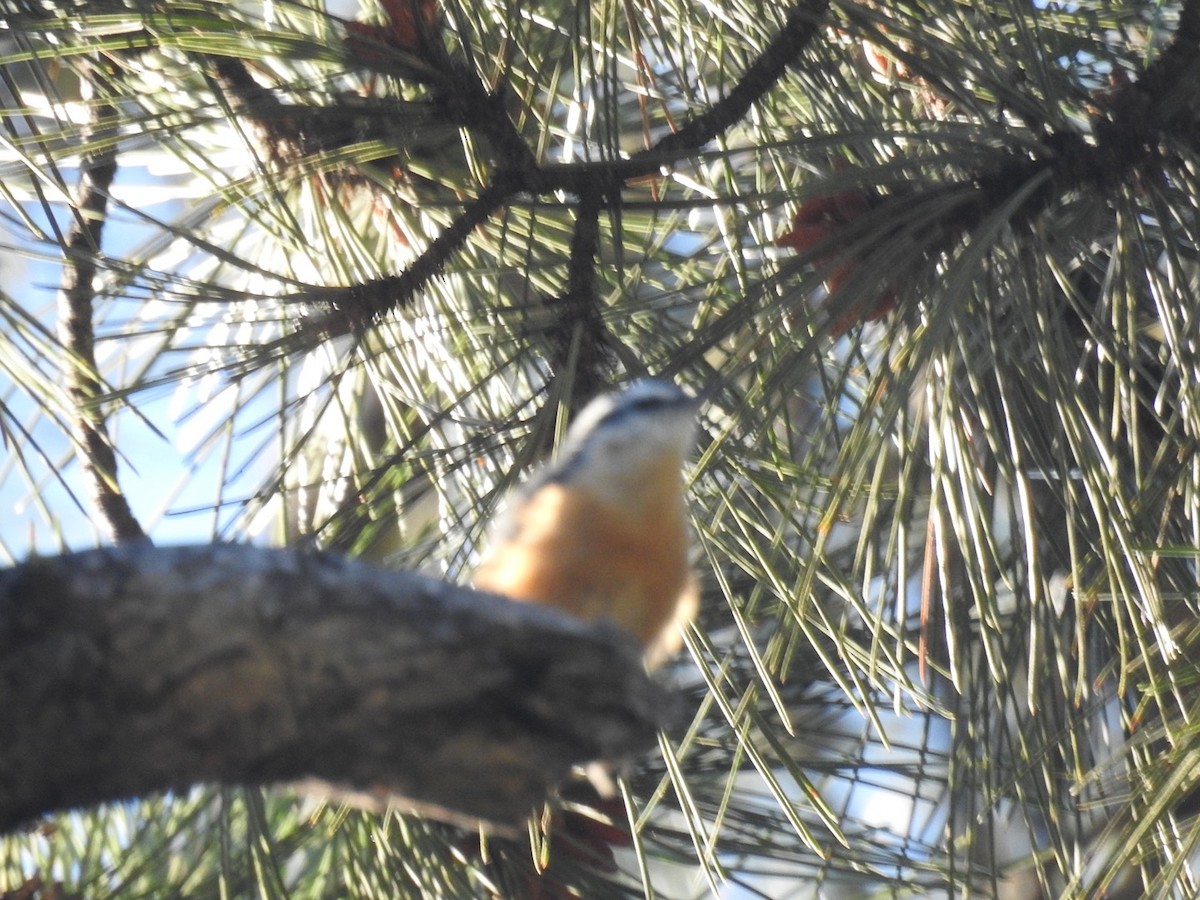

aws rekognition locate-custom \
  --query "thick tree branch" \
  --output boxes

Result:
[55,66,145,545]
[0,544,667,835]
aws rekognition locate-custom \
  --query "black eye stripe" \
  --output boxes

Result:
[598,391,691,427]
[531,385,692,488]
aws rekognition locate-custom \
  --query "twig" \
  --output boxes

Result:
[544,186,614,408]
[208,56,307,168]
[651,0,831,157]
[438,62,543,184]
[56,67,146,545]
[305,175,517,337]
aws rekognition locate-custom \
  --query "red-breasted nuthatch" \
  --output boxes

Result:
[472,379,700,668]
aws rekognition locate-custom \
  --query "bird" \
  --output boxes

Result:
[471,379,701,669]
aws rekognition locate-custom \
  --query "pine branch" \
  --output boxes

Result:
[0,544,666,835]
[978,0,1200,222]
[816,0,1200,329]
[309,175,516,335]
[649,0,831,157]
[1120,0,1200,136]
[543,186,615,407]
[55,64,145,545]
[288,0,833,336]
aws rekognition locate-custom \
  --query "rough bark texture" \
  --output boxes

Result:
[0,544,667,834]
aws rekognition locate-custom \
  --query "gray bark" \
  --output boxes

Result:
[0,544,667,834]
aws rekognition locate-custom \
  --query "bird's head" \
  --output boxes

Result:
[543,379,700,498]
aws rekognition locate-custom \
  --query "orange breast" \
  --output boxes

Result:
[472,481,692,650]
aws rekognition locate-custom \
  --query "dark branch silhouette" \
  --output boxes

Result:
[803,0,1200,334]
[55,61,146,545]
[975,0,1200,226]
[543,186,614,407]
[650,1,831,157]
[214,1,833,336]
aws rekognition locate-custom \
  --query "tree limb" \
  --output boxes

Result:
[543,186,615,408]
[649,0,830,158]
[293,0,832,335]
[0,544,668,835]
[308,175,517,337]
[973,0,1200,224]
[55,63,145,545]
